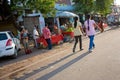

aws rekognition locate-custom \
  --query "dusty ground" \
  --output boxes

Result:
[0,26,119,80]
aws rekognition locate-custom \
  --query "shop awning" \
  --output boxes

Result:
[56,11,78,17]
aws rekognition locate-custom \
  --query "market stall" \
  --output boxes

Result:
[56,11,79,18]
[36,11,79,48]
[56,11,79,41]
[60,23,74,41]
[37,34,63,48]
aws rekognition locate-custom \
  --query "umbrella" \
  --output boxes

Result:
[56,11,78,17]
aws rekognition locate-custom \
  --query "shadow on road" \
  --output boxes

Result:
[0,49,48,67]
[17,51,90,80]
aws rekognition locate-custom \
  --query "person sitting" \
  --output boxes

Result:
[60,23,67,32]
[66,23,74,32]
[53,24,60,35]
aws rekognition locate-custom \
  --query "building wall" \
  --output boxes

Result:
[0,23,17,35]
[23,16,40,34]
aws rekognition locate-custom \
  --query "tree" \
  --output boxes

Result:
[10,0,57,17]
[95,0,114,16]
[0,0,57,30]
[73,0,114,16]
[73,0,95,15]
[0,0,11,21]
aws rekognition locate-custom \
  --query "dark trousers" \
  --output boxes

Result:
[73,35,82,50]
[45,38,52,50]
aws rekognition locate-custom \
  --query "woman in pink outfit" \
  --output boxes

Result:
[84,14,101,52]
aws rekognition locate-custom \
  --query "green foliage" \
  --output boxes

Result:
[10,0,57,16]
[73,0,114,16]
[73,0,95,14]
[27,0,56,14]
[95,0,114,15]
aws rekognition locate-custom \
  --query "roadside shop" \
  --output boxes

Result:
[56,11,79,42]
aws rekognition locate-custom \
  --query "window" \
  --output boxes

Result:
[8,32,14,38]
[0,33,8,41]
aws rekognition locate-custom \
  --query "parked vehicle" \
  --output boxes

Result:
[0,31,21,58]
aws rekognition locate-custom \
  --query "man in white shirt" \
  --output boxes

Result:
[33,26,39,48]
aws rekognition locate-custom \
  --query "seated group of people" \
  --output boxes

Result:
[60,23,74,42]
[48,22,74,35]
[60,23,74,33]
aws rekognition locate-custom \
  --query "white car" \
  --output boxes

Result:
[0,31,21,58]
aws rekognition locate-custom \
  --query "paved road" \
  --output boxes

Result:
[25,26,120,80]
[1,26,120,80]
[0,26,112,66]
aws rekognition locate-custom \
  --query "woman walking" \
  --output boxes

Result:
[73,17,84,52]
[84,14,101,52]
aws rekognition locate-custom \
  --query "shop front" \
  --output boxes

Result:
[37,11,79,48]
[56,11,79,42]
[37,17,64,48]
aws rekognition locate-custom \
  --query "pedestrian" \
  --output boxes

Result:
[73,17,84,52]
[98,20,104,32]
[33,25,39,48]
[84,14,102,52]
[42,23,52,50]
[21,28,32,54]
